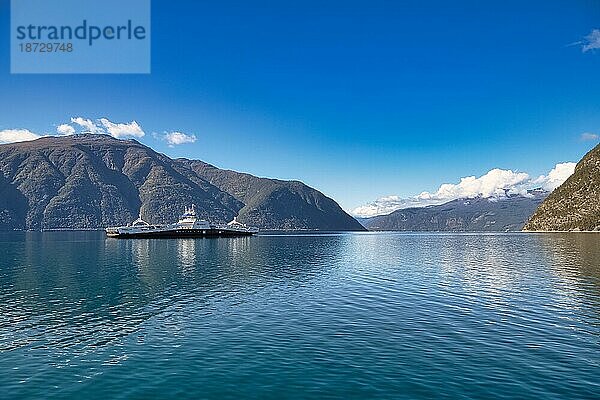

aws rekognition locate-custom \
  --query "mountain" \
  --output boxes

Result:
[360,191,548,231]
[524,143,600,231]
[0,134,364,231]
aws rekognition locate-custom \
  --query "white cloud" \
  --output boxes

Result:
[99,118,145,139]
[71,117,103,134]
[352,163,576,218]
[580,132,599,141]
[56,124,75,136]
[163,131,197,147]
[2,117,149,144]
[428,169,530,200]
[581,29,600,52]
[68,117,145,139]
[0,129,41,144]
[532,162,576,191]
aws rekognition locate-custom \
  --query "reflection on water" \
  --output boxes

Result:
[177,239,196,274]
[0,232,599,399]
[534,233,600,322]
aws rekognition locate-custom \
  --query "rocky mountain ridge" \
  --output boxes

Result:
[0,134,364,231]
[525,143,600,231]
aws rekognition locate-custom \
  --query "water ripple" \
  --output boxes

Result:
[0,232,599,399]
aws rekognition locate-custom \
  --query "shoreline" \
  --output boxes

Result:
[521,230,600,233]
[1,229,598,234]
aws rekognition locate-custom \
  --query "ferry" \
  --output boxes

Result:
[105,205,259,238]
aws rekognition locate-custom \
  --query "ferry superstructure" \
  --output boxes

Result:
[106,206,258,238]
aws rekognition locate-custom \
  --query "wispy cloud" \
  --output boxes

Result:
[578,29,600,52]
[0,128,41,144]
[352,163,576,218]
[580,132,599,141]
[163,131,197,147]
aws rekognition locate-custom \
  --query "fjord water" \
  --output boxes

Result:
[1,232,599,399]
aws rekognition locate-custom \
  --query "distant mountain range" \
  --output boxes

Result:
[0,134,365,231]
[525,143,600,231]
[360,190,548,231]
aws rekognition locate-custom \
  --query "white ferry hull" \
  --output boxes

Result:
[106,226,258,238]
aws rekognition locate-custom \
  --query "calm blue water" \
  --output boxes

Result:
[0,232,599,399]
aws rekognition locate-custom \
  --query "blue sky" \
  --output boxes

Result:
[1,0,599,212]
